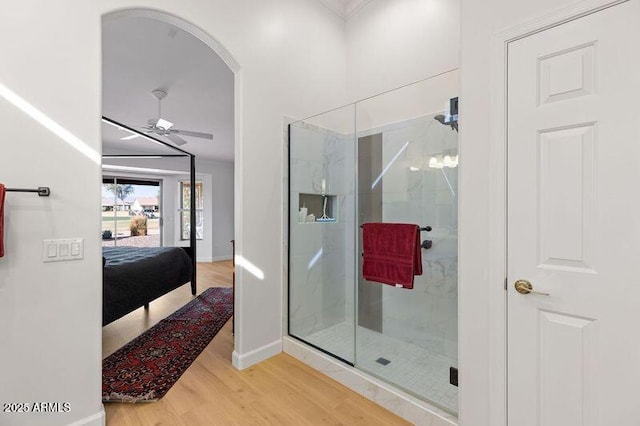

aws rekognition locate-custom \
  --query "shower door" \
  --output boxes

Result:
[288,69,459,414]
[354,71,459,413]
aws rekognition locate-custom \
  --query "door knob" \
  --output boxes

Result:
[514,279,550,296]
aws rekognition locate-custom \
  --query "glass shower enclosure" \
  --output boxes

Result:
[288,70,459,414]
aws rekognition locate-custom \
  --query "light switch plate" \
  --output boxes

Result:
[43,238,84,263]
[47,243,57,258]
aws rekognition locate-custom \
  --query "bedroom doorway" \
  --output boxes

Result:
[102,176,162,248]
[99,14,240,423]
[100,8,237,362]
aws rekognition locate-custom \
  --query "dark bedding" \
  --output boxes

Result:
[102,246,193,326]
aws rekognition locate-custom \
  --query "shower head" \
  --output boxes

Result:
[434,114,458,132]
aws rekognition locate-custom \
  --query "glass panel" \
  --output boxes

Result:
[180,181,203,240]
[355,70,459,413]
[180,181,204,210]
[102,178,162,247]
[288,104,356,364]
[181,210,204,240]
[101,182,119,244]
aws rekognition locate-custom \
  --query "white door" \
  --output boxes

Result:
[508,2,640,425]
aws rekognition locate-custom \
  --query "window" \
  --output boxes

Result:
[180,181,203,240]
[102,177,162,248]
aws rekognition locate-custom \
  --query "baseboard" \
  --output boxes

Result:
[197,256,232,262]
[232,339,282,370]
[67,408,105,426]
[283,337,457,426]
[212,255,233,262]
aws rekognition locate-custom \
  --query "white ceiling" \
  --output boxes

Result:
[102,16,234,162]
[318,0,374,19]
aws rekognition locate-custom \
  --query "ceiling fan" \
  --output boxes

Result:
[133,89,213,146]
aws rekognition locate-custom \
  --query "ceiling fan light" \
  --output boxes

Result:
[156,118,174,130]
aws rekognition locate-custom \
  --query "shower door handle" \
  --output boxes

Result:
[514,279,550,296]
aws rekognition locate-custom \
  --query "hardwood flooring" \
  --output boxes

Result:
[103,261,409,425]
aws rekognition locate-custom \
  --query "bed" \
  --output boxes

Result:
[102,246,194,326]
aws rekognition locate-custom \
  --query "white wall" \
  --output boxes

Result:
[197,160,234,261]
[0,3,104,426]
[458,0,580,425]
[346,0,460,102]
[0,1,346,425]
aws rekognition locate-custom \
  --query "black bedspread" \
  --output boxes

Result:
[102,246,193,326]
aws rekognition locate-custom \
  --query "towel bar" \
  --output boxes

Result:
[359,224,431,232]
[5,187,50,197]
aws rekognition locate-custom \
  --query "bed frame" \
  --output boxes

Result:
[102,246,194,326]
[101,116,198,321]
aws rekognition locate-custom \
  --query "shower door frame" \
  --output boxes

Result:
[286,85,460,409]
[286,123,357,367]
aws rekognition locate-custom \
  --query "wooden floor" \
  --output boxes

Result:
[103,261,409,426]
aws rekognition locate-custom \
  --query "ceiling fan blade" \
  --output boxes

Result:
[166,134,188,146]
[120,134,140,141]
[172,129,213,139]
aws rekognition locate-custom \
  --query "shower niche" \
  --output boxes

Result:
[288,70,459,414]
[297,193,337,223]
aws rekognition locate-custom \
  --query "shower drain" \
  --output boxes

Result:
[375,357,391,366]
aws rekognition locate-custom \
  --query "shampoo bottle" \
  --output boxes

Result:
[299,204,308,223]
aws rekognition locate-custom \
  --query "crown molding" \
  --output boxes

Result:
[318,0,347,18]
[317,0,374,20]
[345,0,374,19]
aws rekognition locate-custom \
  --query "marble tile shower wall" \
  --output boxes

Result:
[290,114,458,360]
[372,114,459,360]
[289,122,356,339]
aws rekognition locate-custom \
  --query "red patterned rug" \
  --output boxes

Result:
[102,287,233,402]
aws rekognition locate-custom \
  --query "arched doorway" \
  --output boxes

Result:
[100,7,243,410]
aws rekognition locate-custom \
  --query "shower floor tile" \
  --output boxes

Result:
[305,321,458,414]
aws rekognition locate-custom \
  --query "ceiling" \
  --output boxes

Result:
[102,16,234,162]
[318,0,374,19]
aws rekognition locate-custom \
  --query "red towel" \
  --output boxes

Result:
[362,223,422,289]
[0,184,5,258]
